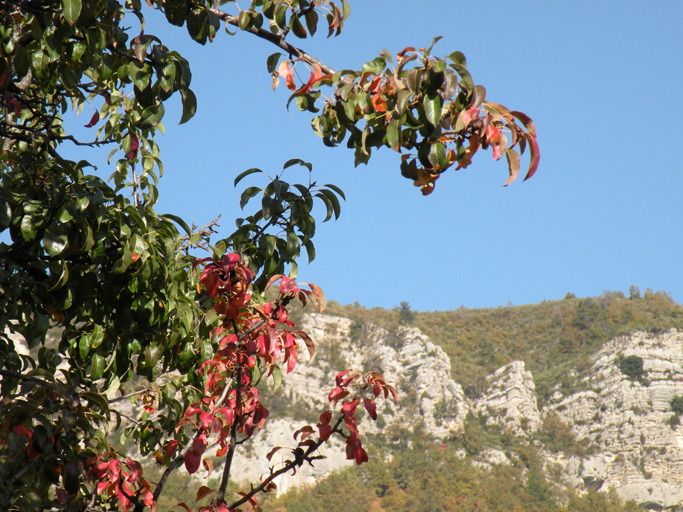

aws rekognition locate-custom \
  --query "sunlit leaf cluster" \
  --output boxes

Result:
[274,37,539,194]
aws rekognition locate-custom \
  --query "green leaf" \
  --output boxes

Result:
[259,234,276,258]
[303,239,316,263]
[187,8,209,45]
[341,0,351,20]
[179,88,197,124]
[283,158,313,172]
[159,213,191,235]
[448,51,467,68]
[234,168,262,187]
[427,142,448,171]
[139,104,165,130]
[386,119,400,151]
[43,225,69,257]
[62,0,82,24]
[240,187,261,209]
[266,53,282,74]
[289,14,307,38]
[316,192,333,222]
[304,10,319,36]
[272,364,282,391]
[362,57,386,74]
[472,85,486,108]
[0,198,11,230]
[423,94,442,128]
[262,195,275,220]
[91,354,105,380]
[20,215,38,242]
[30,51,50,78]
[80,392,110,418]
[319,189,341,220]
[286,230,299,256]
[164,0,188,26]
[503,148,521,187]
[90,324,105,349]
[79,334,90,359]
[238,10,252,31]
[323,183,346,201]
[395,89,412,116]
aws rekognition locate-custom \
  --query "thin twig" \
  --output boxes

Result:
[216,319,244,503]
[227,416,344,510]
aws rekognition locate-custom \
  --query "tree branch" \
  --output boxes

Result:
[0,369,53,387]
[209,8,336,76]
[227,416,344,510]
[216,319,244,503]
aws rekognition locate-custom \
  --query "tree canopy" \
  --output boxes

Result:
[0,1,538,511]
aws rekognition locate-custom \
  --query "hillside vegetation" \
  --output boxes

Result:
[323,289,683,403]
[267,290,682,512]
[269,427,640,512]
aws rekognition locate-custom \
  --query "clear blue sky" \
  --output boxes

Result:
[64,1,683,311]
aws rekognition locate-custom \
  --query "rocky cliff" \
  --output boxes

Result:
[237,314,683,509]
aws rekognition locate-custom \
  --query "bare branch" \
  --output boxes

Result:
[209,8,336,76]
[179,214,222,253]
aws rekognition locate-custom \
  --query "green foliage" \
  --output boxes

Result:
[671,396,683,416]
[270,434,638,512]
[536,413,586,457]
[397,301,415,325]
[0,1,539,510]
[619,355,645,381]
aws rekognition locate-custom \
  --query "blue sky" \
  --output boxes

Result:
[65,1,683,311]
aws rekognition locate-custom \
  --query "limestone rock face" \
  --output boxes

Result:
[542,330,683,508]
[273,320,683,509]
[475,360,542,436]
[224,313,469,491]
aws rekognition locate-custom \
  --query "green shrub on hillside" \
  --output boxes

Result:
[671,396,683,416]
[619,355,645,380]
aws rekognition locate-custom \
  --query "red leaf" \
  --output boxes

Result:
[372,93,388,112]
[318,410,332,426]
[522,133,540,181]
[172,503,192,512]
[184,450,201,475]
[286,342,298,373]
[335,370,351,387]
[294,330,315,359]
[293,425,314,440]
[56,488,69,504]
[385,385,399,404]
[363,398,377,420]
[295,62,324,94]
[195,485,213,502]
[328,387,349,404]
[318,424,332,441]
[128,133,139,161]
[503,148,520,187]
[485,124,501,145]
[277,61,296,91]
[266,446,281,461]
[96,481,109,495]
[11,425,27,436]
[84,110,99,128]
[265,274,286,292]
[279,276,299,295]
[510,110,537,137]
